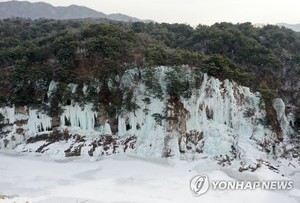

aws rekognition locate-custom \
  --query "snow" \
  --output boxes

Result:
[0,153,299,203]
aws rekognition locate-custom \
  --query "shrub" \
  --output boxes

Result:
[165,67,192,98]
[0,113,4,123]
[152,113,165,126]
[243,108,255,118]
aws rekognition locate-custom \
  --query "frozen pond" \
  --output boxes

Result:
[0,152,299,203]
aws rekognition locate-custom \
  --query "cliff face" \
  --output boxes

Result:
[0,67,298,170]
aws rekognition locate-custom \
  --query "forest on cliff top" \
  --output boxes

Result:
[0,18,299,129]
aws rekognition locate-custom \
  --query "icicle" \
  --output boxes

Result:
[60,103,97,131]
[27,109,52,134]
[104,120,112,135]
[273,98,293,136]
[48,80,58,98]
[82,84,88,95]
[68,83,78,93]
[118,116,127,136]
[0,106,15,124]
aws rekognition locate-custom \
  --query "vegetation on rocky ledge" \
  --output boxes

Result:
[0,18,299,134]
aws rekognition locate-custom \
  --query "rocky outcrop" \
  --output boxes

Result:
[0,67,298,171]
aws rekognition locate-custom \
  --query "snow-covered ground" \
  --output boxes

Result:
[0,152,299,203]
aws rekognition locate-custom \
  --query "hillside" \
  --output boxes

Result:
[0,19,299,109]
[0,0,150,22]
[0,18,299,166]
[0,17,300,203]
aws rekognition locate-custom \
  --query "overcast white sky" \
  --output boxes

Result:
[2,0,300,25]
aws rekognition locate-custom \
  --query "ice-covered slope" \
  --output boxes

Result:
[0,67,298,171]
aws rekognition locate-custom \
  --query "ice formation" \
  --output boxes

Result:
[60,103,97,131]
[47,80,58,98]
[116,68,273,162]
[0,106,53,148]
[0,106,16,124]
[273,98,293,137]
[27,109,52,135]
[104,120,112,135]
[0,106,52,135]
[0,67,296,163]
